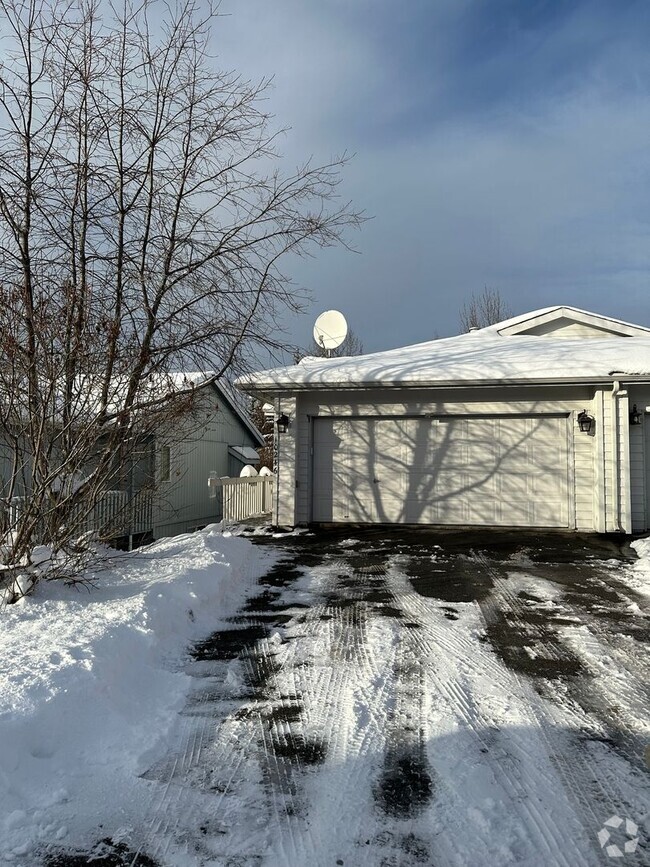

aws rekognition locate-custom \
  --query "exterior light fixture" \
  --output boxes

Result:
[630,404,643,426]
[276,413,290,433]
[577,410,593,433]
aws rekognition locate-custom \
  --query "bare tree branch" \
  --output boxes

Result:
[0,0,362,600]
[459,287,512,332]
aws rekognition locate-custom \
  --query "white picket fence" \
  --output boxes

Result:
[215,476,274,522]
[7,489,153,540]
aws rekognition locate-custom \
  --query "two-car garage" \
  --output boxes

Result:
[312,415,570,528]
[239,306,650,534]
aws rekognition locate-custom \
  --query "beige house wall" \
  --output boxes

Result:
[273,396,298,526]
[273,385,612,530]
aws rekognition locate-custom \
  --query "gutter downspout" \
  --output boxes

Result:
[274,399,281,527]
[612,380,621,532]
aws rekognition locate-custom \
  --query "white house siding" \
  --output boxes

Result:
[274,396,297,527]
[292,386,597,530]
[629,386,650,532]
[618,389,632,534]
[153,389,260,538]
[602,392,615,531]
[599,385,637,534]
[572,410,595,531]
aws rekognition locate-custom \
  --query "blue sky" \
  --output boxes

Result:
[217,0,650,353]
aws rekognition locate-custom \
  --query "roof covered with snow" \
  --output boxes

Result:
[237,307,650,391]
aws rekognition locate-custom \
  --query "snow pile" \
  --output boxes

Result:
[0,526,270,864]
[628,538,650,598]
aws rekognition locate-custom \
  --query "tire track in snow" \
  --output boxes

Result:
[295,553,400,859]
[386,559,595,867]
[477,551,650,772]
[129,532,648,867]
[133,551,322,865]
[471,552,646,863]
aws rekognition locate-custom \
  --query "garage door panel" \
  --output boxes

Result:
[313,415,569,527]
[497,473,533,497]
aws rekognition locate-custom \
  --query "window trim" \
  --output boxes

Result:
[159,445,171,483]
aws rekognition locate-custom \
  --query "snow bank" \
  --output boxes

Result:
[628,538,650,598]
[0,526,270,864]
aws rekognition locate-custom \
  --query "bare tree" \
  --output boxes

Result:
[250,400,274,470]
[0,0,361,600]
[460,288,512,332]
[309,327,364,358]
[293,327,363,362]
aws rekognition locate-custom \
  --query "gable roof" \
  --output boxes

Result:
[486,305,650,337]
[237,308,650,392]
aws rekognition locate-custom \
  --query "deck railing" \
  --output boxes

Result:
[6,489,153,541]
[214,475,274,522]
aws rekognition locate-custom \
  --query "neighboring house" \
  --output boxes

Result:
[0,375,264,544]
[151,376,265,538]
[237,306,650,534]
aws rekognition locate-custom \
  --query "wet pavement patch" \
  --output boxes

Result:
[243,589,283,611]
[270,734,328,766]
[375,748,433,818]
[407,554,495,603]
[192,625,267,661]
[263,702,303,726]
[374,604,405,619]
[45,839,159,867]
[483,618,583,679]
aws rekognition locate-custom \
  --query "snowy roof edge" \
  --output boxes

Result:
[485,305,650,336]
[171,372,264,446]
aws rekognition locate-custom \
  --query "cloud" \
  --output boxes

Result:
[215,0,650,352]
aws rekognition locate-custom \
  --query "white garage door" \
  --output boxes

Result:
[312,416,569,527]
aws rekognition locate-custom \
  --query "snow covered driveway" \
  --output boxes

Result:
[136,529,649,867]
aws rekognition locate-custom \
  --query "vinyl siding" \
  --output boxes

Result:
[573,412,595,531]
[618,391,632,533]
[274,396,297,526]
[602,394,615,530]
[153,387,260,538]
[629,386,650,532]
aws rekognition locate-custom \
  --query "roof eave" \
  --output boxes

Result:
[239,374,650,394]
[210,381,265,446]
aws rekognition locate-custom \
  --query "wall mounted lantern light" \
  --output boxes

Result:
[577,410,593,433]
[630,404,643,426]
[276,413,290,433]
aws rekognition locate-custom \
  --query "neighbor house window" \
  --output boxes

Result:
[159,446,171,482]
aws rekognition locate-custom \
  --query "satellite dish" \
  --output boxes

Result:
[313,310,348,352]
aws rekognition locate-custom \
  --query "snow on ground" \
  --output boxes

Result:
[1,527,649,867]
[0,527,275,864]
[628,539,650,599]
